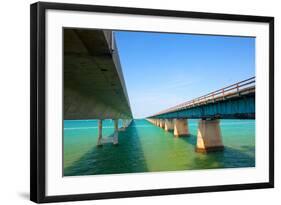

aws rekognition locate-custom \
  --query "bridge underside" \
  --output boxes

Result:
[154,93,255,119]
[64,28,132,120]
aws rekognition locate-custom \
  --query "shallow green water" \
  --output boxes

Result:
[63,119,255,176]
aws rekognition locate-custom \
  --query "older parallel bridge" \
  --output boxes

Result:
[147,77,255,152]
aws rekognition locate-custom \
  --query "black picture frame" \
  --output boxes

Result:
[30,1,274,203]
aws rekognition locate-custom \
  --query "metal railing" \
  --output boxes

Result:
[152,77,255,117]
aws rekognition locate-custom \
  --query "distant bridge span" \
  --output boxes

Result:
[147,77,255,153]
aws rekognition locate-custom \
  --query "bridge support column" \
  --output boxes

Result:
[125,119,128,128]
[120,119,127,131]
[160,119,165,129]
[164,119,174,131]
[174,119,189,136]
[113,119,119,145]
[157,119,160,127]
[159,119,163,127]
[127,119,132,127]
[97,119,103,146]
[196,119,224,152]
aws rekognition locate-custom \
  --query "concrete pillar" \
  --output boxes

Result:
[118,119,126,131]
[113,119,119,145]
[164,119,174,131]
[97,119,103,146]
[127,119,132,127]
[160,119,165,128]
[156,119,160,126]
[174,119,189,136]
[196,119,224,152]
[122,119,127,129]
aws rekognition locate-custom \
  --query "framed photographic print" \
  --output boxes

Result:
[30,2,274,203]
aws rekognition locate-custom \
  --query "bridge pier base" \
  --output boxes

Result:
[165,119,174,131]
[113,119,119,145]
[196,119,224,152]
[174,119,189,136]
[97,119,103,147]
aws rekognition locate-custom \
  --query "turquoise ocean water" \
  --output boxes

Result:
[63,119,255,176]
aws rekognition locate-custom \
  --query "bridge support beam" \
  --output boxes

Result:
[97,119,103,146]
[196,119,224,152]
[174,119,189,136]
[113,119,119,145]
[164,119,174,131]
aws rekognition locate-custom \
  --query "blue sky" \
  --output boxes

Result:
[115,31,255,118]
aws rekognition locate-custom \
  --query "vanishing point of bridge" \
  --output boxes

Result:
[64,28,255,152]
[147,77,255,152]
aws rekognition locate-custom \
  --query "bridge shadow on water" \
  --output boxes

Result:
[175,134,255,170]
[160,128,255,170]
[64,121,148,176]
[189,146,255,170]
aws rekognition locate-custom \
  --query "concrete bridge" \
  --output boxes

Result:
[64,28,132,146]
[147,77,255,152]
